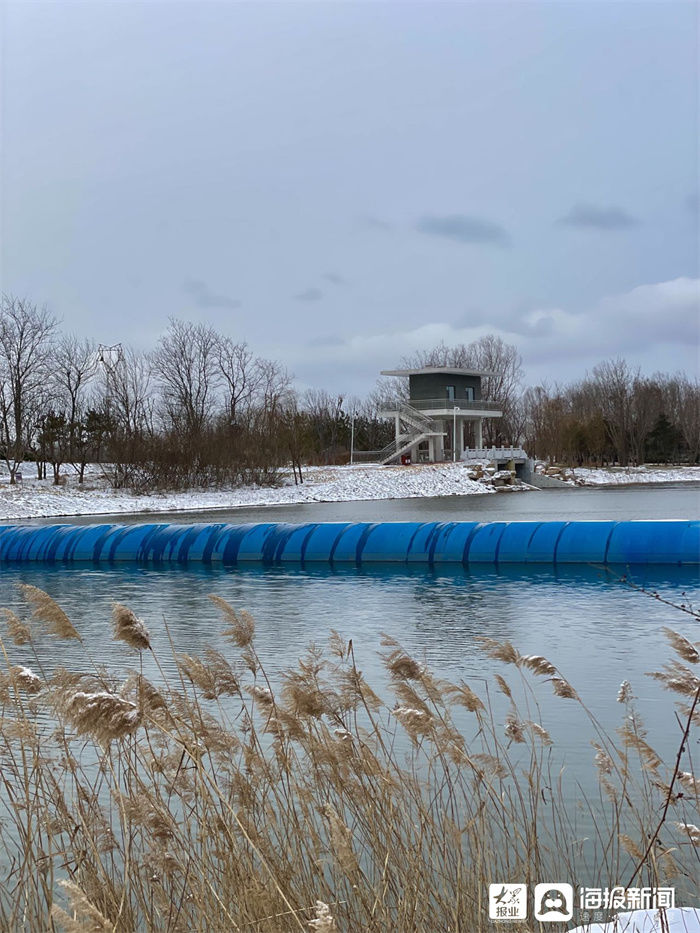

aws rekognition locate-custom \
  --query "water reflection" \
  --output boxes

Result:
[1,559,696,701]
[1,559,698,824]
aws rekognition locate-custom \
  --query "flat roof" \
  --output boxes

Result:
[380,366,497,378]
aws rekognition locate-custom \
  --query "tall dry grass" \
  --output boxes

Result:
[0,587,696,931]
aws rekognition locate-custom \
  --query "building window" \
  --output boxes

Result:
[446,385,456,401]
[465,387,474,401]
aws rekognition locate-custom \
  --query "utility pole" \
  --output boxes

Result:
[97,344,124,417]
[350,408,355,465]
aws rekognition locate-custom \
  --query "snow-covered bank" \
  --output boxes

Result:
[534,463,700,487]
[0,462,498,521]
[569,908,700,933]
[0,462,697,521]
[574,465,700,486]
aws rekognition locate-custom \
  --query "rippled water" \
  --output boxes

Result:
[23,481,700,524]
[2,487,699,846]
[2,559,698,774]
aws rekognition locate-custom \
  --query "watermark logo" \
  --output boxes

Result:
[488,883,527,921]
[579,886,675,911]
[487,881,675,923]
[533,883,574,922]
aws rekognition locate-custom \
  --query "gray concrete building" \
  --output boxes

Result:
[378,367,504,464]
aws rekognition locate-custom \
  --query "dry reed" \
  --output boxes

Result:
[0,586,695,932]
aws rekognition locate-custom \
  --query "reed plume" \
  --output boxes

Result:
[9,664,42,694]
[662,627,700,664]
[50,879,114,933]
[0,594,695,932]
[209,594,255,646]
[0,608,31,645]
[111,602,151,650]
[64,689,142,744]
[549,676,578,700]
[519,654,557,677]
[674,822,700,845]
[19,583,80,640]
[308,900,337,931]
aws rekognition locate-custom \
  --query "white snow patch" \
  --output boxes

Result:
[573,466,700,486]
[1,461,696,521]
[0,462,498,521]
[569,908,700,933]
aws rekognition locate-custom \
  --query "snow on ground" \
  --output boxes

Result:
[573,466,700,486]
[0,462,496,521]
[569,908,700,933]
[0,461,697,521]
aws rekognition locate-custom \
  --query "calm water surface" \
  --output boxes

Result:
[1,561,698,770]
[24,482,700,524]
[2,486,699,818]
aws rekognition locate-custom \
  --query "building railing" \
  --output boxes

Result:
[409,398,503,413]
[461,447,528,461]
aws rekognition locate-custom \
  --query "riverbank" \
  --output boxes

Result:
[0,462,495,520]
[574,465,700,485]
[0,462,698,521]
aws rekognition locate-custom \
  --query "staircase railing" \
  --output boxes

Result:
[396,402,439,433]
[353,405,445,464]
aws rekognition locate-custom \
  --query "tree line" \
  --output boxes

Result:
[0,295,697,490]
[0,296,391,489]
[522,361,700,466]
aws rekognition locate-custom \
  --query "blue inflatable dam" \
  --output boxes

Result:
[0,520,697,566]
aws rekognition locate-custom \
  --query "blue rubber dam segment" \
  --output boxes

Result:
[0,520,697,566]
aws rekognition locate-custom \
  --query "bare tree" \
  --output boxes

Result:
[302,389,347,463]
[279,392,307,484]
[151,319,222,435]
[522,383,570,461]
[105,347,154,438]
[400,340,473,368]
[629,377,662,465]
[592,358,636,465]
[468,335,523,444]
[668,375,700,463]
[0,296,58,483]
[98,347,155,488]
[216,337,260,424]
[254,358,293,420]
[52,334,98,478]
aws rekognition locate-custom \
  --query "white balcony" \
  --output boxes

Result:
[409,398,503,417]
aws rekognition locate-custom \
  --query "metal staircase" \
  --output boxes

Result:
[369,403,445,465]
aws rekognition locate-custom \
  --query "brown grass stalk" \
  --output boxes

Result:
[0,592,695,932]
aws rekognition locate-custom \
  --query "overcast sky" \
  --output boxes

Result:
[2,0,698,396]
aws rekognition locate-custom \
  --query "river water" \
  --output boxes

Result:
[1,485,699,861]
[25,481,700,524]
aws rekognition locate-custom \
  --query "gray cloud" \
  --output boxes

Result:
[323,272,345,286]
[452,306,493,329]
[288,277,698,393]
[307,334,344,347]
[416,214,510,247]
[183,279,240,309]
[686,193,699,214]
[557,204,640,230]
[359,215,394,231]
[294,287,323,302]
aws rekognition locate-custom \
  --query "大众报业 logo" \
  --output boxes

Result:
[488,883,527,920]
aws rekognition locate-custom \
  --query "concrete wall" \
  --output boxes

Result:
[521,459,575,488]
